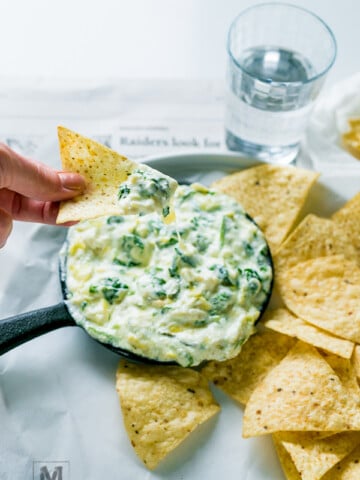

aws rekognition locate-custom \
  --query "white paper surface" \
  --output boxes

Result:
[0,79,357,480]
[305,72,360,174]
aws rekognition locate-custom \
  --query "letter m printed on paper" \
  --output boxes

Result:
[40,466,63,480]
[33,461,69,480]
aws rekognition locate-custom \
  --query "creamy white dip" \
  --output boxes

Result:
[117,167,177,220]
[63,183,273,367]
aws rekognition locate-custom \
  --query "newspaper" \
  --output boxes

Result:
[0,79,226,166]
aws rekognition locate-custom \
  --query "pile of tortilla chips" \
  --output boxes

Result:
[204,167,360,479]
[59,130,360,476]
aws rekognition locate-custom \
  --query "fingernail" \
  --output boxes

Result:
[59,172,86,191]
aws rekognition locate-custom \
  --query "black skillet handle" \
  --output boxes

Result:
[0,302,76,355]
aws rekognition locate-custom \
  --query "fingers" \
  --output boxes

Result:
[0,188,60,224]
[0,208,12,248]
[0,143,86,201]
[0,188,77,238]
[15,198,60,224]
[0,144,84,246]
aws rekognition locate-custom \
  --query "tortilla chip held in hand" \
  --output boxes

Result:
[56,126,177,224]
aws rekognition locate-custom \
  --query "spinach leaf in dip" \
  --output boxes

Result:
[63,183,273,367]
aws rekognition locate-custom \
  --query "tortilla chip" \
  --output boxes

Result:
[211,164,319,251]
[351,345,360,382]
[115,360,220,470]
[322,352,360,397]
[201,329,295,405]
[281,432,360,480]
[273,435,302,480]
[263,308,354,359]
[342,118,360,160]
[275,431,335,443]
[56,126,177,223]
[56,127,134,223]
[322,444,360,479]
[349,118,360,130]
[273,214,359,277]
[242,341,360,437]
[315,431,342,440]
[280,255,360,343]
[332,192,360,256]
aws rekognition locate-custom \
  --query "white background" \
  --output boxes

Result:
[0,0,357,85]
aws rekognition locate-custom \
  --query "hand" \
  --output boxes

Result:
[0,143,86,248]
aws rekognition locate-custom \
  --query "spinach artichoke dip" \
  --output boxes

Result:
[63,183,273,367]
[116,167,177,220]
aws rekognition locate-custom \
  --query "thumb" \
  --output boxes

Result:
[0,143,86,201]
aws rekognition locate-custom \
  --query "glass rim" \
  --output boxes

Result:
[227,2,337,85]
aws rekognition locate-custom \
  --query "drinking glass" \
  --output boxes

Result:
[225,3,337,164]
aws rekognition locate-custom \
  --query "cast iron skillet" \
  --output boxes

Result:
[0,254,163,362]
[0,187,274,363]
